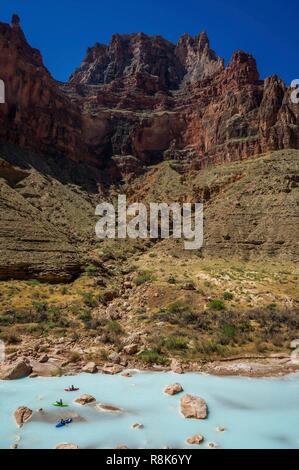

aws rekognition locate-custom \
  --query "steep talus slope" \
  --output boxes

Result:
[130,150,299,261]
[0,143,106,281]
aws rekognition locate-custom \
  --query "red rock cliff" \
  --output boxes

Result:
[1,15,299,169]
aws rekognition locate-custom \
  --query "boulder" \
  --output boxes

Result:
[180,394,208,420]
[207,442,219,449]
[102,364,124,375]
[187,434,204,445]
[96,403,124,414]
[215,426,226,433]
[55,444,79,449]
[164,383,183,396]
[290,339,299,349]
[123,344,138,355]
[182,282,196,291]
[82,362,97,374]
[0,359,32,380]
[108,352,121,364]
[39,354,49,363]
[123,281,133,289]
[14,406,33,428]
[74,394,96,406]
[171,359,184,374]
[131,423,144,430]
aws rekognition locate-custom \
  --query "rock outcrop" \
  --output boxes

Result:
[171,359,184,374]
[0,359,32,380]
[82,362,98,374]
[180,394,208,420]
[0,17,93,164]
[14,406,33,427]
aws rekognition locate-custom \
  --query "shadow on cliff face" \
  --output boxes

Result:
[0,141,104,194]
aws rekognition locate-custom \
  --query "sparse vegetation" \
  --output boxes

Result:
[208,299,226,311]
[138,349,169,366]
[134,271,154,286]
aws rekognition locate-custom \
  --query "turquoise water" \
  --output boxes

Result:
[1,371,299,449]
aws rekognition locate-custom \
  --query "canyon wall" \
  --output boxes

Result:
[0,16,298,170]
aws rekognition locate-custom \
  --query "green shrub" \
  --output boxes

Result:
[208,299,225,311]
[106,320,122,335]
[79,310,92,322]
[155,302,199,326]
[167,275,177,284]
[82,292,98,308]
[84,264,98,276]
[134,271,153,286]
[223,291,234,301]
[25,279,40,287]
[138,349,169,365]
[32,301,48,314]
[0,332,22,344]
[164,336,188,351]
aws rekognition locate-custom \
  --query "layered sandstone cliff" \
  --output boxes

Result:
[1,15,299,169]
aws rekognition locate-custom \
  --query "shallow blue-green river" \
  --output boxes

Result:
[1,371,299,449]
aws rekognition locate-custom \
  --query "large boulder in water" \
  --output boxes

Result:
[14,406,33,427]
[74,394,96,405]
[180,394,208,420]
[164,383,183,396]
[0,359,32,380]
[186,434,204,445]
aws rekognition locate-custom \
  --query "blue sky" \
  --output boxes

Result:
[1,0,298,83]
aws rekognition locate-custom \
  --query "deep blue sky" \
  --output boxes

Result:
[1,0,297,84]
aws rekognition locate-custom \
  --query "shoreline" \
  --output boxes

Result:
[2,354,299,381]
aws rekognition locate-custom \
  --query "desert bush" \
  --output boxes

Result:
[84,264,98,276]
[134,271,154,286]
[0,331,22,344]
[106,320,123,335]
[82,292,98,308]
[208,299,225,311]
[155,302,200,326]
[67,351,81,363]
[138,349,169,365]
[223,291,234,301]
[164,336,188,351]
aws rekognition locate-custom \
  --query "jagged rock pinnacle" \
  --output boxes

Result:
[11,14,20,27]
